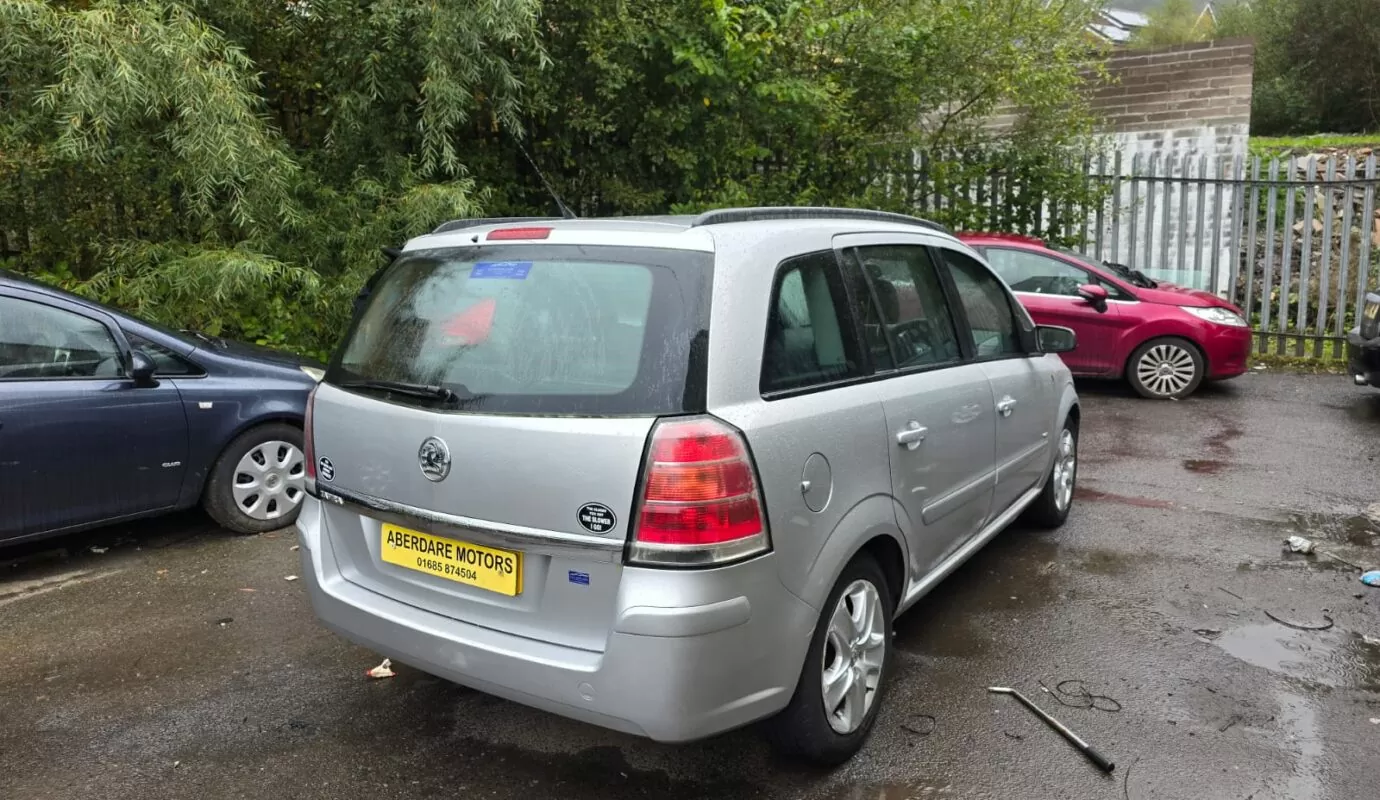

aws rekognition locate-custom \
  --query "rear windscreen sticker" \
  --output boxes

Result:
[471,261,532,279]
[442,297,496,344]
[576,503,616,534]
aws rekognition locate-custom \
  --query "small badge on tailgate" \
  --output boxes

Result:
[576,503,616,534]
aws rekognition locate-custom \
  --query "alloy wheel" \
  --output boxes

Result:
[1136,343,1198,397]
[821,579,887,734]
[1053,428,1077,512]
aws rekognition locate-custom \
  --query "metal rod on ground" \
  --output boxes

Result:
[988,687,1116,774]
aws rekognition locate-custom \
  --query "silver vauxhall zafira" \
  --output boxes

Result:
[296,207,1081,764]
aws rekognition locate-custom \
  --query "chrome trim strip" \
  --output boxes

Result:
[317,485,626,563]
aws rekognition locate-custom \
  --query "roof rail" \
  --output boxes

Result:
[431,217,563,234]
[688,207,951,235]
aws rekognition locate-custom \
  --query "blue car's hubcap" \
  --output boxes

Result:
[232,440,306,521]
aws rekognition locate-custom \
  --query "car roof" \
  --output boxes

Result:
[956,232,1049,248]
[406,208,957,253]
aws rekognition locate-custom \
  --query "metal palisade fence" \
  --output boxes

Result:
[1078,151,1379,358]
[883,150,1380,359]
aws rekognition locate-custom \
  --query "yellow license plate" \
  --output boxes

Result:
[380,524,522,596]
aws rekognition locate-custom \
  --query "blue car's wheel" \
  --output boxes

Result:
[203,423,306,534]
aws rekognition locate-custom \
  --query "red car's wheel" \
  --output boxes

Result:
[1127,337,1204,399]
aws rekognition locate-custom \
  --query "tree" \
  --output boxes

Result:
[0,0,1109,357]
[1131,0,1216,47]
[1216,0,1380,135]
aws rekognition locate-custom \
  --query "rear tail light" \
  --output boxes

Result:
[303,384,319,492]
[1362,292,1380,340]
[628,417,770,567]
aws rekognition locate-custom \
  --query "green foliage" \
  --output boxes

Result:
[1217,0,1380,136]
[1249,133,1380,157]
[1131,0,1216,47]
[1,0,1105,357]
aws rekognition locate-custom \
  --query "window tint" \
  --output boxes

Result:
[127,332,203,376]
[853,245,961,368]
[330,245,711,415]
[0,296,124,379]
[984,248,1128,299]
[761,252,862,393]
[938,249,1026,358]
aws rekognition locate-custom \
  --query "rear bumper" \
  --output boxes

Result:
[1203,324,1253,379]
[1347,329,1380,388]
[294,497,816,742]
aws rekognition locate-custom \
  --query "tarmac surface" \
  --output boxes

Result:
[2,372,1378,800]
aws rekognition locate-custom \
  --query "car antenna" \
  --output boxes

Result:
[512,134,577,220]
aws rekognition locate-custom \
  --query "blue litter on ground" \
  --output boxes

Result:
[1361,570,1380,587]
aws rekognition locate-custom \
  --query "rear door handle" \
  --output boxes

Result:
[895,421,927,450]
[996,396,1017,417]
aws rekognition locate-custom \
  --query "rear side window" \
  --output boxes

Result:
[938,249,1027,359]
[761,252,863,394]
[329,245,711,415]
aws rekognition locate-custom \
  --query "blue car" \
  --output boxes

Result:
[0,270,321,544]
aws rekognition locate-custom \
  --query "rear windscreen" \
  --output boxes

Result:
[327,245,712,415]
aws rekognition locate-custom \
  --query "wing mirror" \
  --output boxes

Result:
[1037,325,1078,354]
[130,350,158,387]
[1077,283,1109,313]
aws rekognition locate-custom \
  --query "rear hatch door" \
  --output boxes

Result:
[311,241,712,652]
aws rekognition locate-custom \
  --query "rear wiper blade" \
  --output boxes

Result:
[337,379,466,403]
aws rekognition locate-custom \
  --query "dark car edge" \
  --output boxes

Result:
[1347,292,1380,389]
[0,270,321,545]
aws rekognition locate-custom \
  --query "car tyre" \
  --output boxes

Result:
[203,423,307,534]
[766,554,893,766]
[1022,416,1078,529]
[1127,336,1205,399]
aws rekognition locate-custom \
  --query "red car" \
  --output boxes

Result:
[958,233,1253,399]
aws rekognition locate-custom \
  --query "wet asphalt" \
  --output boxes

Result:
[2,372,1378,800]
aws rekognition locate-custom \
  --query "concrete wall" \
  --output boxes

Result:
[986,39,1256,292]
[1093,39,1254,292]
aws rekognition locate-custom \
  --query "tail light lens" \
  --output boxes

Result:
[629,417,770,567]
[1362,293,1380,340]
[303,384,319,492]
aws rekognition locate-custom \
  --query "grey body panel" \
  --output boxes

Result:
[299,213,1077,743]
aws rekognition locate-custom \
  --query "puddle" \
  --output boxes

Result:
[895,615,992,658]
[1237,556,1357,573]
[895,535,1062,649]
[1275,690,1324,800]
[1076,547,1135,576]
[1215,623,1380,690]
[830,782,953,800]
[1074,487,1174,509]
[1286,510,1380,547]
[1182,458,1227,474]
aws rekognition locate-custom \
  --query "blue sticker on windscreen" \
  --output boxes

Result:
[568,570,590,586]
[471,261,532,279]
